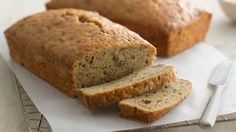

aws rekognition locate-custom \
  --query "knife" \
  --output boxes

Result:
[199,60,234,127]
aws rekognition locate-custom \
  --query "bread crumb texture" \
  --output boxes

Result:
[78,64,176,109]
[119,79,192,123]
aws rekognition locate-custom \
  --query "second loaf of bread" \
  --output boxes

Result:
[46,0,212,57]
[4,9,157,97]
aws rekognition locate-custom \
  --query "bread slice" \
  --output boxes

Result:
[4,9,157,97]
[78,64,176,109]
[119,79,192,123]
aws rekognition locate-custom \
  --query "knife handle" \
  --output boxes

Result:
[199,85,224,127]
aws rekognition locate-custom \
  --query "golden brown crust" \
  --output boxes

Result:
[118,79,192,123]
[119,98,183,123]
[119,102,178,123]
[46,0,212,57]
[5,9,156,97]
[78,70,176,109]
[5,36,77,96]
[159,13,212,57]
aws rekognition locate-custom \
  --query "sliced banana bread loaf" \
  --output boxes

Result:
[46,0,212,57]
[4,9,157,97]
[78,64,176,109]
[119,79,192,123]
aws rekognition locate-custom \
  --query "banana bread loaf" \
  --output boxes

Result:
[119,79,192,123]
[46,0,212,57]
[4,9,157,97]
[78,64,176,109]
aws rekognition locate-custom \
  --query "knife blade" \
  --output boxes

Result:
[199,60,234,127]
[209,60,234,86]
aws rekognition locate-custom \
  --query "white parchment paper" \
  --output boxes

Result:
[1,0,236,132]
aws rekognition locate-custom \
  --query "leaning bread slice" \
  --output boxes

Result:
[119,79,192,123]
[78,64,176,109]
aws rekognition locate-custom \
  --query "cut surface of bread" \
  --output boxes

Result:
[78,64,176,109]
[46,0,212,57]
[4,9,156,97]
[119,79,192,123]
